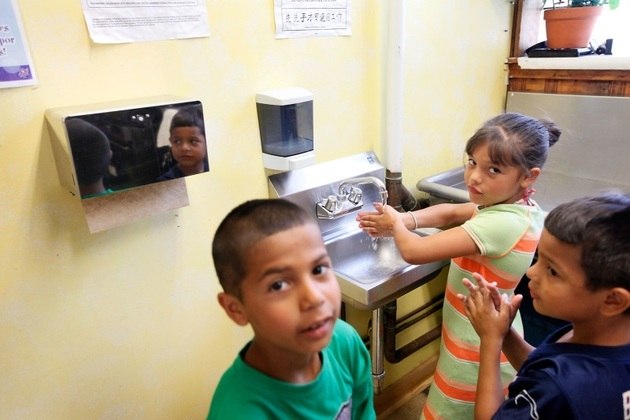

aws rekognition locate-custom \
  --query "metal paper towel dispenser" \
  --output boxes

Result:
[45,96,207,233]
[46,96,208,198]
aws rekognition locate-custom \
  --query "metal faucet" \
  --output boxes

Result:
[338,176,388,205]
[316,176,388,219]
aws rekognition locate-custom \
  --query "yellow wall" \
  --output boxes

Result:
[0,1,512,418]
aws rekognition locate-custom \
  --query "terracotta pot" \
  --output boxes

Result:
[544,6,603,49]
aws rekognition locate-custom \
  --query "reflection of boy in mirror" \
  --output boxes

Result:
[159,106,208,180]
[66,118,114,198]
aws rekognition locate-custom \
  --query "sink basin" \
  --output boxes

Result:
[267,152,449,310]
[325,228,448,310]
[416,167,469,203]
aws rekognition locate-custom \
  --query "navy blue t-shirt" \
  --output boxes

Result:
[493,324,630,419]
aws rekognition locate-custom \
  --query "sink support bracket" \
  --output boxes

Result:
[371,307,385,394]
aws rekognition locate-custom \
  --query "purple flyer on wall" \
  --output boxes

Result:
[0,0,37,88]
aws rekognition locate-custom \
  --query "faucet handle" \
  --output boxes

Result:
[323,195,338,212]
[338,184,350,197]
[347,187,362,204]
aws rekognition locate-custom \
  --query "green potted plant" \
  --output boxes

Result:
[544,0,621,49]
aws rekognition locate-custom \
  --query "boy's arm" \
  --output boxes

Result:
[480,279,536,371]
[465,275,535,370]
[476,333,505,420]
[460,276,518,420]
[501,327,535,371]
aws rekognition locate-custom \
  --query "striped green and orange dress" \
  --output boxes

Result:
[422,201,545,420]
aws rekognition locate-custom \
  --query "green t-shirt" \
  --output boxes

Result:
[208,319,375,419]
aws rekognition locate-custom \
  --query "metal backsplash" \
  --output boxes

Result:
[268,151,385,241]
[506,92,630,186]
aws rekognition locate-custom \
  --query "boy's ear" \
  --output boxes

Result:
[217,292,249,326]
[521,167,541,188]
[602,287,630,316]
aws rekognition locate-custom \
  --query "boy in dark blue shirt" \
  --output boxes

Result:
[461,192,630,419]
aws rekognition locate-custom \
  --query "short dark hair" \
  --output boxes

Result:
[465,112,561,173]
[170,105,205,133]
[66,118,111,185]
[212,199,317,298]
[544,191,630,294]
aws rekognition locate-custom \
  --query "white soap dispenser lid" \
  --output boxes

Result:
[256,87,313,106]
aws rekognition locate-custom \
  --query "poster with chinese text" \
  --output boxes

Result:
[274,0,351,39]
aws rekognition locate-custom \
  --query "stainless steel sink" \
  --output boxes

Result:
[416,167,469,203]
[268,152,449,310]
[325,228,447,310]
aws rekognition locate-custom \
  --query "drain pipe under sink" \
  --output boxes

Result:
[384,293,443,364]
[369,271,443,394]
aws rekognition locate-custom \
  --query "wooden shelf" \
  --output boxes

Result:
[509,1,630,97]
[507,59,630,96]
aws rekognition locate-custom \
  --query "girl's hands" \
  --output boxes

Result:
[356,203,400,237]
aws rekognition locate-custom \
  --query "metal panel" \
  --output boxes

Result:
[506,92,630,185]
[268,151,386,241]
[416,93,630,211]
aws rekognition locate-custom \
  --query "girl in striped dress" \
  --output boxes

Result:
[357,112,561,419]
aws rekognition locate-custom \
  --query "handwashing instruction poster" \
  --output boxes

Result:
[274,0,351,39]
[80,0,210,44]
[0,0,37,89]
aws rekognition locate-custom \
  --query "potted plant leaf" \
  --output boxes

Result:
[544,0,621,49]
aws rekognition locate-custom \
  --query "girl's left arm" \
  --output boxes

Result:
[391,216,479,264]
[356,202,479,264]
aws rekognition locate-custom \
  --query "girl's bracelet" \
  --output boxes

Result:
[408,211,418,230]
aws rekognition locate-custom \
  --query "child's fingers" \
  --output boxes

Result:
[470,273,496,285]
[471,273,493,291]
[460,278,480,299]
[510,294,523,314]
[488,286,502,309]
[461,277,475,289]
[471,272,484,284]
[469,273,505,309]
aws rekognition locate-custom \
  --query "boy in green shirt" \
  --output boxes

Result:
[208,199,375,419]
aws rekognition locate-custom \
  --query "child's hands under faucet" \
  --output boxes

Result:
[356,203,401,237]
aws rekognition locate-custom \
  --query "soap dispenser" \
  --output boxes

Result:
[256,87,316,171]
